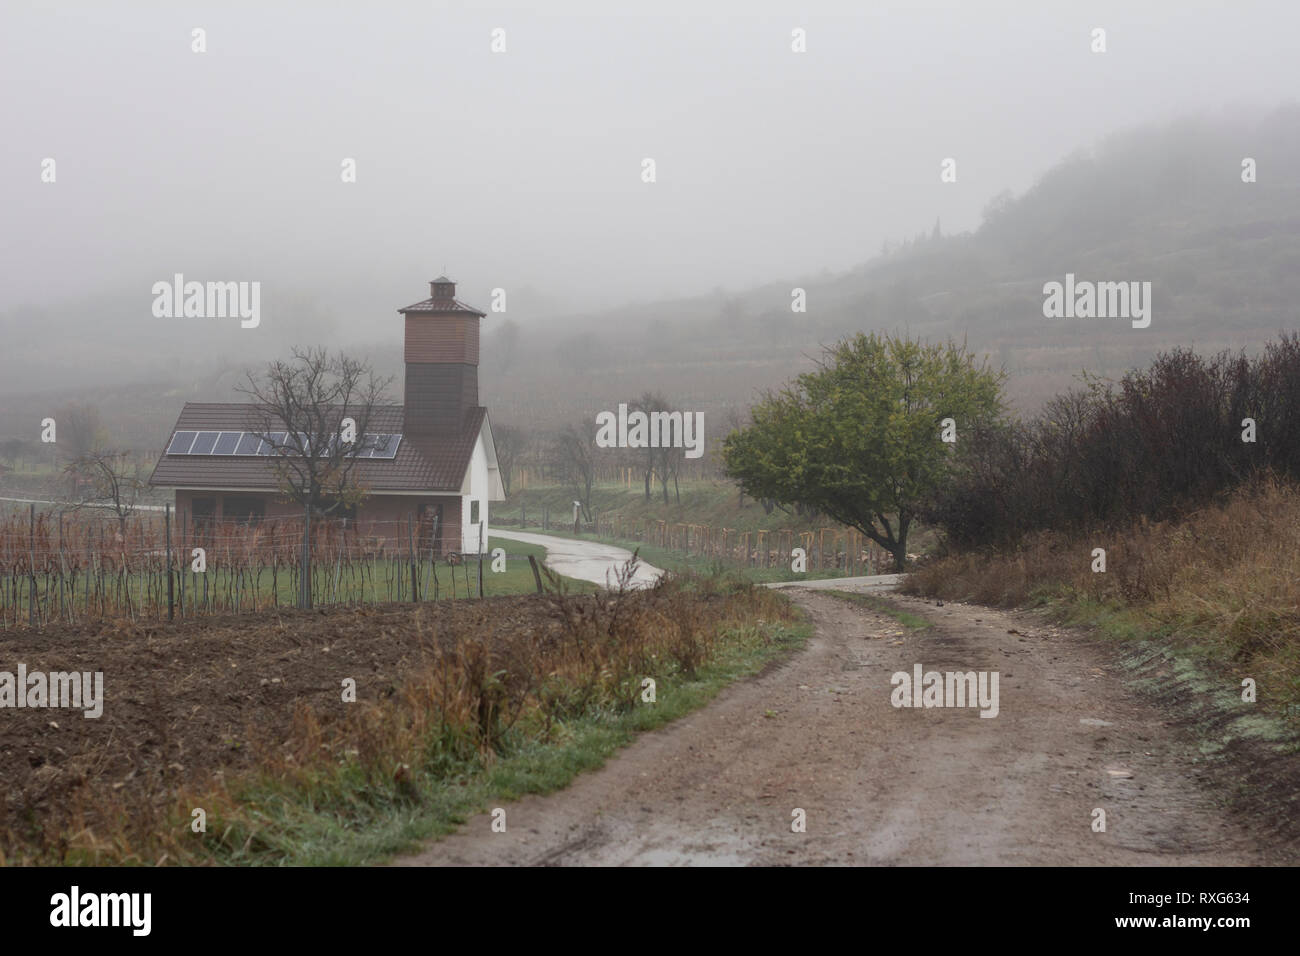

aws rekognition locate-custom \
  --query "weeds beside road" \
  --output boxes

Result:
[0,570,801,865]
[905,477,1300,854]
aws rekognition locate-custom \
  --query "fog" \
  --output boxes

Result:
[1,0,1298,405]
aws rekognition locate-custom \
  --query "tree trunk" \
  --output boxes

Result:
[893,513,912,572]
[890,544,908,572]
[300,505,312,608]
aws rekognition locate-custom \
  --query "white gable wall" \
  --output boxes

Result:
[461,433,491,553]
[457,415,507,554]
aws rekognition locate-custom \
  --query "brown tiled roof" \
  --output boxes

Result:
[398,296,486,316]
[147,403,487,493]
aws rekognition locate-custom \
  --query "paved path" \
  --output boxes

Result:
[492,529,663,590]
[0,495,166,511]
[494,529,898,593]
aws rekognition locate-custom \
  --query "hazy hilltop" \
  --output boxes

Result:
[3,106,1299,450]
[482,105,1300,426]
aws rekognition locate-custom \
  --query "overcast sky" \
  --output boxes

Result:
[3,0,1297,323]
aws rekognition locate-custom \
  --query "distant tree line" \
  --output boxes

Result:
[924,335,1300,550]
[492,392,726,520]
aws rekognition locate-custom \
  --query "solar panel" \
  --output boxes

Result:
[166,428,403,457]
[167,431,197,454]
[213,431,241,455]
[190,431,220,455]
[257,431,288,456]
[370,433,401,459]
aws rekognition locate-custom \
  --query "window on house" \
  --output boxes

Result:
[470,500,480,525]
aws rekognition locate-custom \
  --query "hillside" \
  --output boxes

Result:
[5,106,1299,452]
[478,105,1300,427]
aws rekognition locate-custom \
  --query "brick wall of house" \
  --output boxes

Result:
[171,490,464,556]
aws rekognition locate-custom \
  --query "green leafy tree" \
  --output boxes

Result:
[722,333,1005,571]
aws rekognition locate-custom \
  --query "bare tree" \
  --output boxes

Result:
[492,422,528,497]
[632,392,688,504]
[67,450,146,533]
[661,442,683,505]
[551,420,597,521]
[631,392,667,502]
[237,348,392,608]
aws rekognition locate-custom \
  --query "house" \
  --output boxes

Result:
[147,276,505,554]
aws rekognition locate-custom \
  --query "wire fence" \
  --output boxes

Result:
[493,505,892,575]
[0,505,535,630]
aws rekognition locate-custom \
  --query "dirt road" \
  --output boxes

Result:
[396,587,1268,866]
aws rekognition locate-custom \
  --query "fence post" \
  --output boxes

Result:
[28,503,36,628]
[166,503,174,621]
[57,512,65,622]
[408,513,418,603]
[300,507,311,609]
[179,511,187,617]
[477,522,484,598]
[85,537,92,619]
[527,554,544,594]
[430,513,440,601]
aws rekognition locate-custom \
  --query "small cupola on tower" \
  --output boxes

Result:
[430,276,456,301]
[398,275,487,435]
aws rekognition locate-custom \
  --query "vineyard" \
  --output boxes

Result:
[495,506,893,575]
[0,506,529,629]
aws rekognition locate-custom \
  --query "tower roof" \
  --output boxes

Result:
[398,276,486,316]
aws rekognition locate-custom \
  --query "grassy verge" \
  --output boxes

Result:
[204,608,809,865]
[903,478,1300,716]
[823,589,931,629]
[522,526,854,585]
[901,478,1300,847]
[39,574,804,866]
[485,535,596,596]
[504,481,825,536]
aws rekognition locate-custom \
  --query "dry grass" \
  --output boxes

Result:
[904,476,1300,711]
[1,564,796,865]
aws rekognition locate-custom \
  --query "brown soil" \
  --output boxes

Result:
[0,596,562,856]
[396,589,1289,866]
